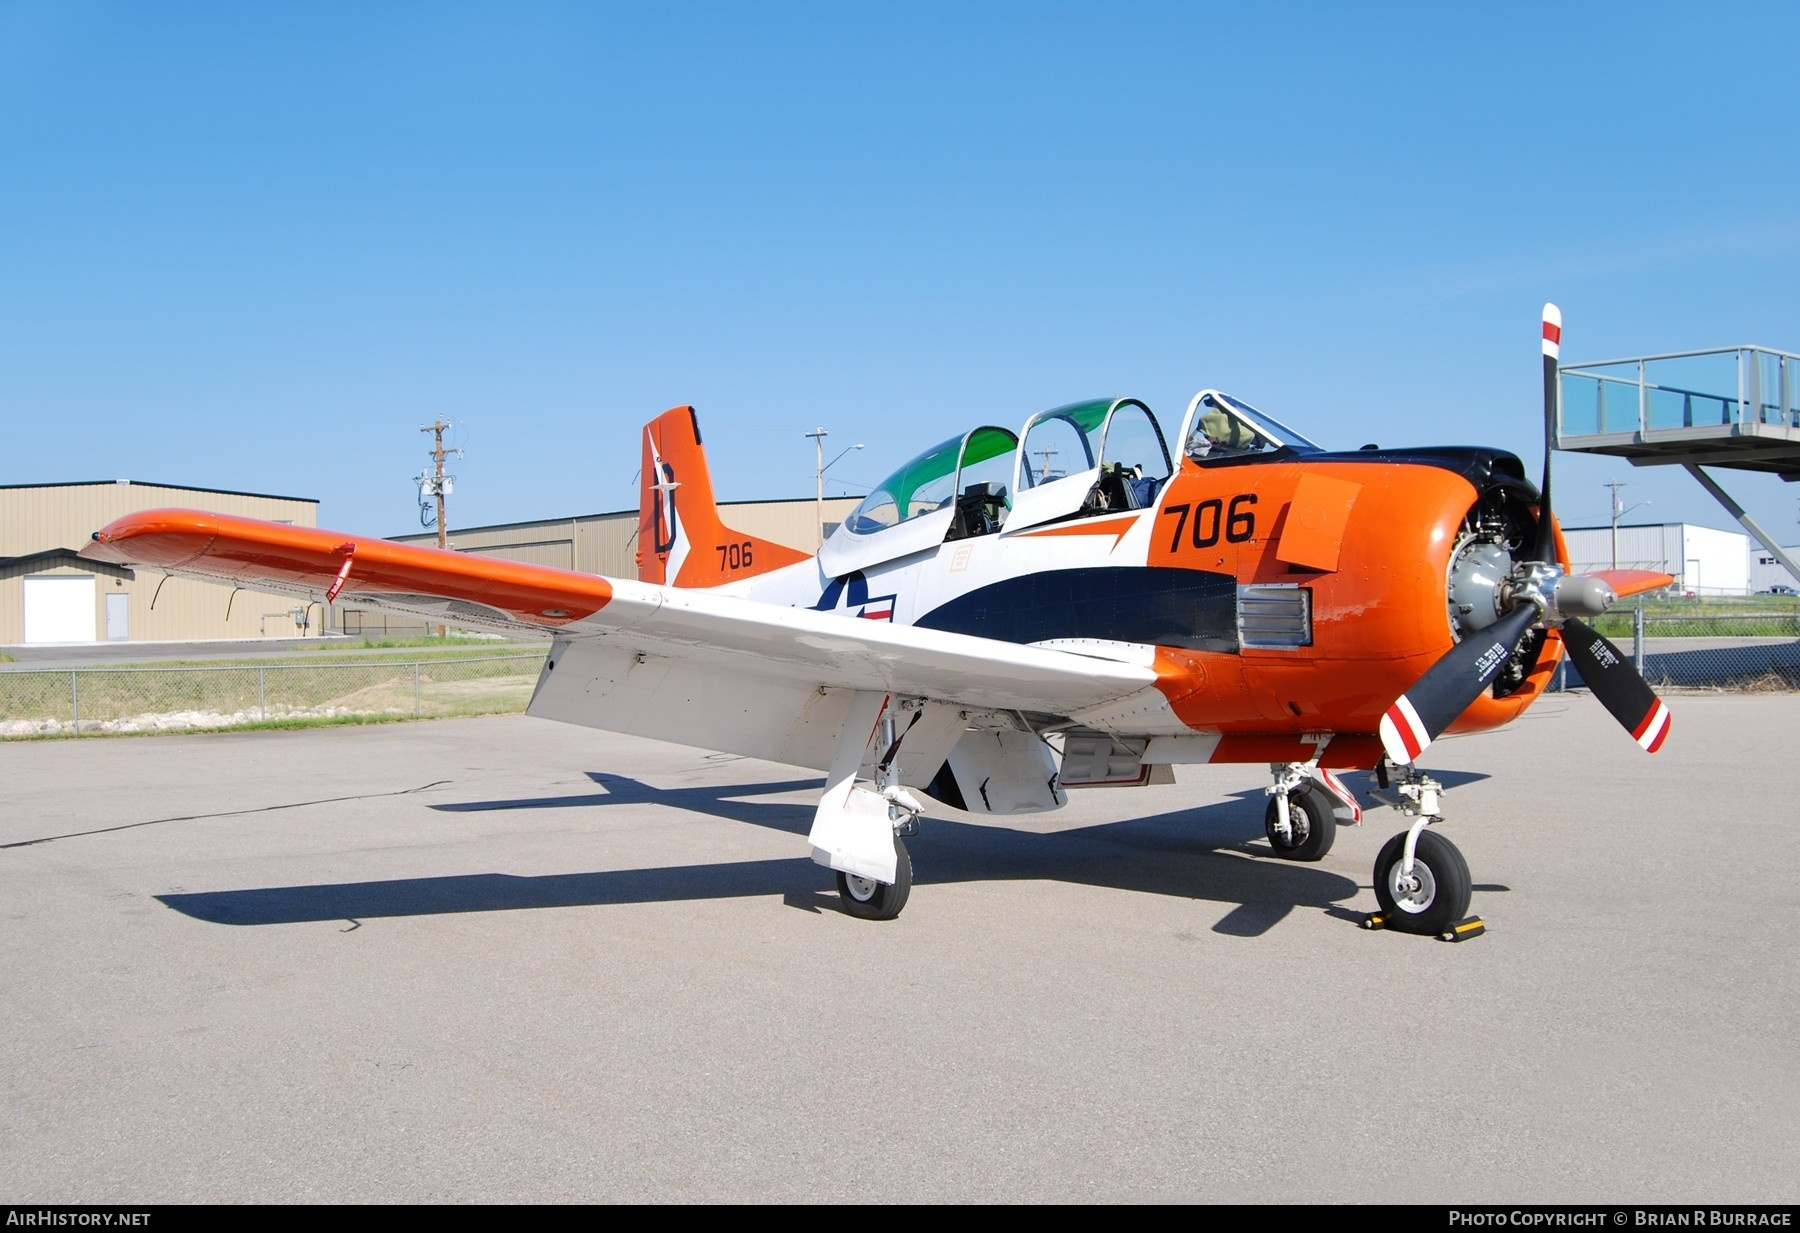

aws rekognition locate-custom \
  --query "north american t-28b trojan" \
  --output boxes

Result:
[85,307,1672,934]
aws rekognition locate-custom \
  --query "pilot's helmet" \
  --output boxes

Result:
[1199,408,1248,449]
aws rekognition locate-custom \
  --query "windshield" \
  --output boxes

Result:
[1183,392,1323,461]
[844,426,1020,535]
[845,435,960,534]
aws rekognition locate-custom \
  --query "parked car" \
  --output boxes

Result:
[1763,584,1798,596]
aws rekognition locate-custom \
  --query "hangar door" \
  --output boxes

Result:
[23,575,97,643]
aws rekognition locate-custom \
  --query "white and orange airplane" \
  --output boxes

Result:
[84,306,1671,933]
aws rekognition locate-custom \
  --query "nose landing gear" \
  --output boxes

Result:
[1373,828,1471,935]
[1365,767,1481,939]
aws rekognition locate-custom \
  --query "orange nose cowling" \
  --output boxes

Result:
[1147,460,1563,767]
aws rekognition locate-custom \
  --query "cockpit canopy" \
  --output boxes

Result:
[1010,397,1174,527]
[1179,391,1323,461]
[1017,397,1171,491]
[819,389,1322,578]
[845,425,1018,535]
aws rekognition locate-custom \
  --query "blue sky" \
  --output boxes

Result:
[4,2,1797,544]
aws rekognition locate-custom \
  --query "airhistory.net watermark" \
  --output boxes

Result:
[5,1215,150,1228]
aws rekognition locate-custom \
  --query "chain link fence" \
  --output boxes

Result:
[1554,610,1800,693]
[0,653,547,737]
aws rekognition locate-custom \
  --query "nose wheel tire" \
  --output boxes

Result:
[1373,829,1471,935]
[836,836,913,921]
[1264,784,1337,862]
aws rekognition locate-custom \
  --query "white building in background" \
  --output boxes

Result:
[1561,523,1749,596]
[1748,544,1800,592]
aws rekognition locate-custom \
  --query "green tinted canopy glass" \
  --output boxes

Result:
[1019,399,1115,488]
[846,426,1023,534]
[846,434,964,533]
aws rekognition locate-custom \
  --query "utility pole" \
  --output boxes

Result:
[419,419,461,637]
[423,420,451,551]
[1605,480,1626,571]
[805,426,862,547]
[1605,480,1649,571]
[805,427,829,547]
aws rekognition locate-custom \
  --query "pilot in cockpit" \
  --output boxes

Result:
[1185,405,1262,461]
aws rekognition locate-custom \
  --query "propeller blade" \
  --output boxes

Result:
[1381,604,1539,765]
[1530,302,1562,563]
[1559,619,1672,753]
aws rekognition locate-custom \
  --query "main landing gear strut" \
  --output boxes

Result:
[813,694,934,922]
[1263,761,1361,863]
[837,815,917,921]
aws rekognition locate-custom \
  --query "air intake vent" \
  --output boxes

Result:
[1237,584,1311,648]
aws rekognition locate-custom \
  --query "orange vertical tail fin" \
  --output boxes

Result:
[636,406,811,587]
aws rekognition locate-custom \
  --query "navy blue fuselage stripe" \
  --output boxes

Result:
[913,566,1239,651]
[811,570,881,611]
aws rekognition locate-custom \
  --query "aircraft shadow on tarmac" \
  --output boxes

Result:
[156,768,1490,936]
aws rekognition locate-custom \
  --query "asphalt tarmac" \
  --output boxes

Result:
[3,695,1796,1203]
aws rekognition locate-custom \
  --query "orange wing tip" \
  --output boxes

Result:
[82,508,615,627]
[83,509,223,567]
[1590,569,1676,599]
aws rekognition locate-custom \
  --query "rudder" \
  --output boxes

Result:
[637,406,812,587]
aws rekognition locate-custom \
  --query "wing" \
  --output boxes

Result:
[83,509,1162,767]
[1588,569,1675,600]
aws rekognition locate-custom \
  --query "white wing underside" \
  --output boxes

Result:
[77,511,1179,773]
[529,578,1164,770]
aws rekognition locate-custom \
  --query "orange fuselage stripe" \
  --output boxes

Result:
[1013,514,1142,551]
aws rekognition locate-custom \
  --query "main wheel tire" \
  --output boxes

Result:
[1264,784,1337,862]
[836,836,913,921]
[1373,829,1472,935]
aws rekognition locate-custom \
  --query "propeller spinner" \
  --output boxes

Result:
[1379,303,1673,767]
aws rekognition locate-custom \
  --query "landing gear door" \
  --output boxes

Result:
[934,728,1067,814]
